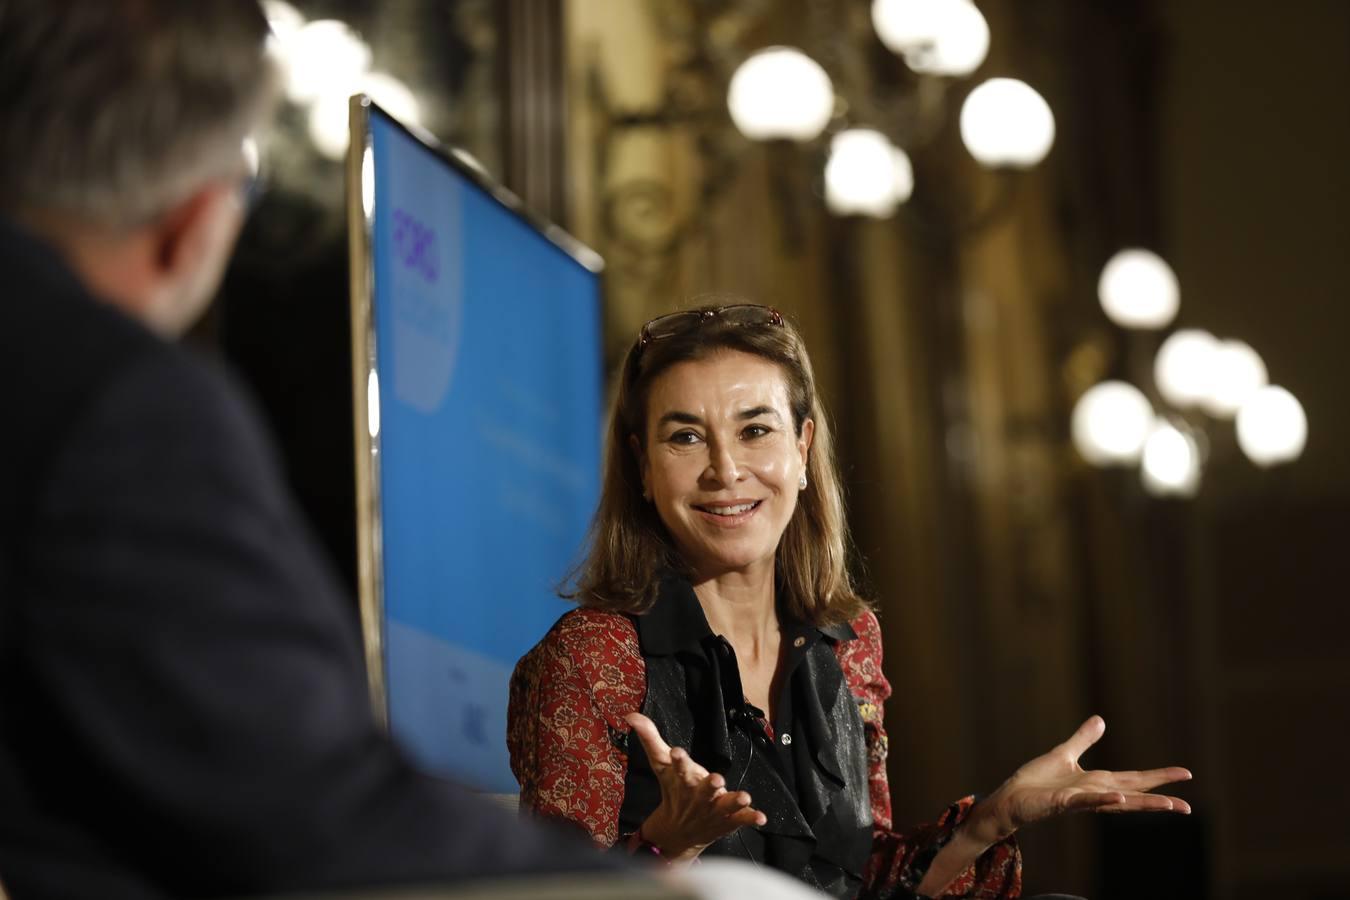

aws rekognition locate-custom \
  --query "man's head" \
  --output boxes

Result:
[0,0,277,334]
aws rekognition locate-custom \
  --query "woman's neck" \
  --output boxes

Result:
[690,565,779,661]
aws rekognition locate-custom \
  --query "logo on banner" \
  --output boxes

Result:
[386,190,462,414]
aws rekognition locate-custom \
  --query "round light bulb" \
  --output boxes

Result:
[1141,421,1202,497]
[1236,386,1307,467]
[872,0,989,77]
[959,78,1055,169]
[1071,380,1155,466]
[825,129,914,218]
[872,0,943,56]
[727,47,835,142]
[1202,340,1267,418]
[284,19,371,105]
[307,93,351,159]
[1098,248,1180,330]
[1153,329,1218,409]
[262,0,305,42]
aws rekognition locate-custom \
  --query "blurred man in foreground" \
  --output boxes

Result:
[0,2,626,896]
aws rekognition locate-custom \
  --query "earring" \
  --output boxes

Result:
[642,488,652,502]
[798,472,808,490]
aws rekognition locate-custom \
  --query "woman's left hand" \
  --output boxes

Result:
[964,715,1192,847]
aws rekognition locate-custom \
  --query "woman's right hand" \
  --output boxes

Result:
[625,712,766,863]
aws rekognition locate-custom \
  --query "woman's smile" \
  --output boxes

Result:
[691,498,764,526]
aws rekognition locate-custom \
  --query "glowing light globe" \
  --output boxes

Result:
[1141,421,1201,497]
[1201,340,1267,419]
[824,129,914,218]
[283,19,371,105]
[728,47,835,142]
[872,0,990,77]
[960,78,1055,169]
[1071,380,1155,466]
[1098,249,1180,330]
[1236,386,1307,467]
[1153,329,1218,410]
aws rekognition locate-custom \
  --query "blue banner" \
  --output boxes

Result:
[368,108,602,791]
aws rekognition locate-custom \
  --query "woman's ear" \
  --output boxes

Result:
[628,433,651,501]
[798,417,815,469]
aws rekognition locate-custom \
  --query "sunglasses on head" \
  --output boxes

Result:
[636,304,785,353]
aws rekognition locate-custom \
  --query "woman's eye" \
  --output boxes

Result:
[669,431,702,445]
[743,424,771,439]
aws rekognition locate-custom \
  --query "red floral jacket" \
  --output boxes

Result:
[507,606,1021,898]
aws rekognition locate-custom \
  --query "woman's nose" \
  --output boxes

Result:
[702,440,742,486]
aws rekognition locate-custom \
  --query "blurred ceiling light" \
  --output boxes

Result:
[1071,380,1154,466]
[824,129,914,217]
[1097,248,1180,330]
[959,77,1055,168]
[309,72,421,161]
[1236,385,1306,466]
[727,47,835,142]
[1153,328,1218,409]
[872,0,990,77]
[1202,339,1267,418]
[263,0,305,42]
[1141,421,1202,497]
[283,19,372,105]
[308,93,352,160]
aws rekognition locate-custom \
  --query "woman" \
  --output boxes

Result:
[507,303,1190,899]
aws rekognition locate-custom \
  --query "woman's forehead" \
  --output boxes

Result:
[646,351,790,417]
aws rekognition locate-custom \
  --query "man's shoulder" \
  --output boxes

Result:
[0,232,174,532]
[0,229,282,538]
[1,255,163,433]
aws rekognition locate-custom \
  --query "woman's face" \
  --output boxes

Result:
[636,350,813,581]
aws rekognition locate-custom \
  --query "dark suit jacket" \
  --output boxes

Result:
[0,218,618,898]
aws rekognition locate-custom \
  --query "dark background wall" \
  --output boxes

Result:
[1157,2,1350,896]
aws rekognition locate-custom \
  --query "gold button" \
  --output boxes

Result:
[793,636,806,648]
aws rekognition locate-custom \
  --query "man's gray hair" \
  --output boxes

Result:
[0,0,278,227]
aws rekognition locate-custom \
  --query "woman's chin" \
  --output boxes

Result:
[687,548,777,580]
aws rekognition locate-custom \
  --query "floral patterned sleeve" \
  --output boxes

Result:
[837,610,1023,900]
[507,608,645,848]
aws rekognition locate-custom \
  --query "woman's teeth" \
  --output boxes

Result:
[700,502,759,516]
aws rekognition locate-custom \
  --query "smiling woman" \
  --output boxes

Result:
[641,350,814,588]
[506,302,1191,899]
[571,301,864,629]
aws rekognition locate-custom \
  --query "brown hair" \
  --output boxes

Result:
[565,302,868,626]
